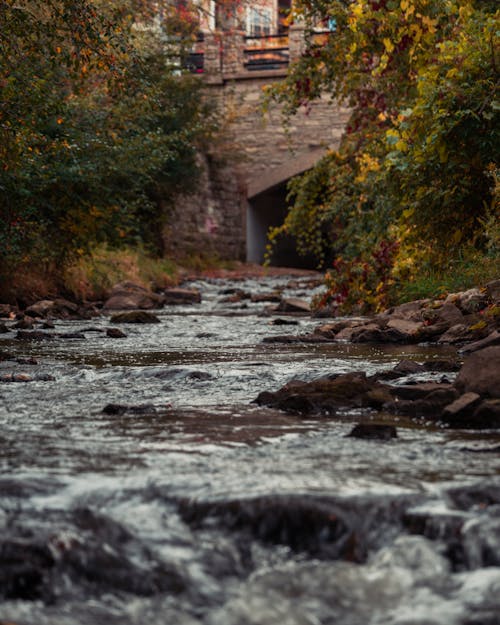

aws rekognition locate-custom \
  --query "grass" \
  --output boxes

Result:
[64,245,178,301]
[393,251,500,304]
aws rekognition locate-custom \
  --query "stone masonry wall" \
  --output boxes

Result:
[163,30,351,261]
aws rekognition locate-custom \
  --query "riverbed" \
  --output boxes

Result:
[1,275,500,625]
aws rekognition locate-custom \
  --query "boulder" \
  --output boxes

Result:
[24,300,54,318]
[254,372,393,416]
[424,302,465,327]
[163,288,201,305]
[454,346,500,398]
[349,323,387,343]
[110,311,161,324]
[385,299,431,322]
[386,318,425,339]
[103,282,165,310]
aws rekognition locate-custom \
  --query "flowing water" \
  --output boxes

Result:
[1,276,500,625]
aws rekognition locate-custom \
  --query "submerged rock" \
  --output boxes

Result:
[347,424,398,440]
[110,311,161,324]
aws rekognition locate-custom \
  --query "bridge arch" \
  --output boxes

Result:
[246,149,327,266]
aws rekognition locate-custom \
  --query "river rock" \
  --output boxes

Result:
[422,359,461,372]
[103,282,165,310]
[107,328,127,338]
[469,400,500,428]
[110,311,161,324]
[163,288,201,305]
[0,373,32,383]
[390,383,458,402]
[461,330,500,354]
[445,288,489,314]
[0,538,55,600]
[24,300,54,318]
[485,279,500,303]
[0,323,9,333]
[12,317,35,330]
[438,323,488,345]
[386,299,431,322]
[254,372,393,416]
[277,298,311,314]
[442,392,482,419]
[271,318,299,326]
[347,424,398,440]
[251,292,282,303]
[25,298,80,319]
[314,319,365,338]
[393,360,426,375]
[454,346,500,398]
[386,317,425,338]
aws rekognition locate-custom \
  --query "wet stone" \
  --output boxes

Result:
[347,424,398,440]
[110,311,161,324]
[107,328,127,338]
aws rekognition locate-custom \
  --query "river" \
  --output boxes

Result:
[1,275,500,625]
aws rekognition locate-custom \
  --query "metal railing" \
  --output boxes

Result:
[243,33,289,71]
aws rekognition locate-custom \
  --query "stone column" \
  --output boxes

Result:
[203,31,223,76]
[221,30,245,75]
[288,22,305,62]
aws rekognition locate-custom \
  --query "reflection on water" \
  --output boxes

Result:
[1,276,500,625]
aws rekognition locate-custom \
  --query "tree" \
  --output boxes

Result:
[267,0,499,312]
[0,0,214,280]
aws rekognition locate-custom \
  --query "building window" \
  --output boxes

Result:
[246,6,272,36]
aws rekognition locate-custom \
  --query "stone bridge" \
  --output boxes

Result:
[163,27,350,267]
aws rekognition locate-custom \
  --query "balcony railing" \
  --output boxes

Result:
[244,34,289,71]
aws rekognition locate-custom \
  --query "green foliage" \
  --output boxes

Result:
[0,0,214,282]
[268,0,499,311]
